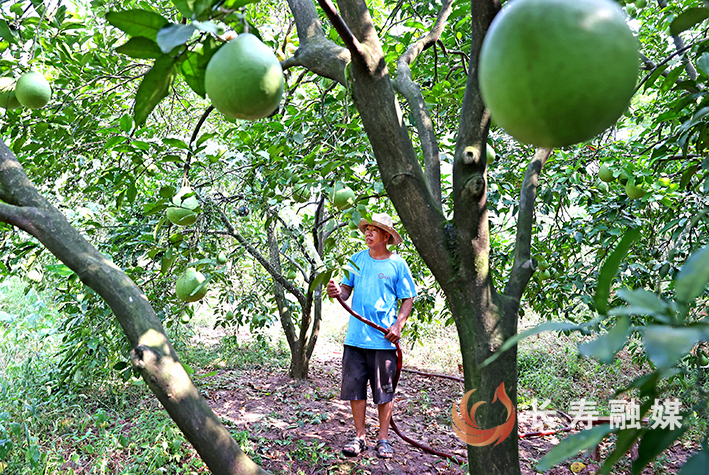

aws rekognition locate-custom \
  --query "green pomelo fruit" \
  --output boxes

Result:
[217,252,228,265]
[333,186,355,210]
[172,187,200,211]
[15,71,52,109]
[538,269,552,280]
[0,78,21,110]
[625,180,646,199]
[625,4,637,16]
[537,258,550,271]
[205,33,284,120]
[634,0,646,8]
[180,311,191,324]
[479,0,639,148]
[487,145,496,164]
[226,310,235,320]
[176,268,208,302]
[166,207,198,226]
[287,269,297,280]
[598,164,615,182]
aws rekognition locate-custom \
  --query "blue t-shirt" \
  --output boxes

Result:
[342,249,417,350]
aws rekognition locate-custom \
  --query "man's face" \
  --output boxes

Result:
[364,225,390,248]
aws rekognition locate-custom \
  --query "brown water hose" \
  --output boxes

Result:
[335,295,467,465]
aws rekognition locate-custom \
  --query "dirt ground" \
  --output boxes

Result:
[198,334,696,475]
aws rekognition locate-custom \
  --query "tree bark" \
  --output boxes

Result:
[0,140,268,475]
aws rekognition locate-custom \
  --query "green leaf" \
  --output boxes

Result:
[180,49,210,98]
[598,428,642,475]
[675,243,709,304]
[609,288,674,323]
[480,320,590,368]
[698,53,709,77]
[632,426,686,475]
[105,10,169,41]
[192,20,221,35]
[679,164,698,189]
[162,138,189,149]
[670,7,709,36]
[640,325,705,368]
[0,19,17,44]
[659,66,684,95]
[679,449,709,475]
[156,23,196,54]
[171,0,194,18]
[115,36,163,59]
[579,316,630,364]
[119,114,133,133]
[537,425,615,471]
[222,0,260,8]
[594,227,641,314]
[133,55,177,126]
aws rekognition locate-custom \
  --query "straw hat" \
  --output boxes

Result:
[358,212,403,246]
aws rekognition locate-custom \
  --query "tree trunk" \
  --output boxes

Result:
[449,286,520,474]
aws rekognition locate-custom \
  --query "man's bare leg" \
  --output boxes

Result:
[377,400,393,440]
[351,399,367,440]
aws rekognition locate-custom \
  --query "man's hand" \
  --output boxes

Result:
[326,280,340,298]
[385,321,404,344]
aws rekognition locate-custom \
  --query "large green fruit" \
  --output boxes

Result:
[333,185,355,210]
[176,268,208,302]
[625,179,646,199]
[479,0,638,148]
[0,77,21,110]
[166,207,198,226]
[15,71,52,109]
[486,145,496,164]
[172,187,200,211]
[598,164,615,182]
[205,33,284,120]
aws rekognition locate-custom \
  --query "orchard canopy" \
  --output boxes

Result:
[1,0,709,474]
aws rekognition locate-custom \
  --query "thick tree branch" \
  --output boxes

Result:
[451,0,499,291]
[504,148,553,300]
[393,0,455,207]
[311,0,453,286]
[0,139,267,475]
[316,0,367,64]
[285,0,350,84]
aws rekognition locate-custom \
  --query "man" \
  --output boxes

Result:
[326,212,416,459]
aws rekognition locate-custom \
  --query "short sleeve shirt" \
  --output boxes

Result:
[342,249,417,350]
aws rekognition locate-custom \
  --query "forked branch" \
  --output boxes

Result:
[393,0,455,207]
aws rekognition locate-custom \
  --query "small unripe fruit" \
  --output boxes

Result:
[598,164,615,183]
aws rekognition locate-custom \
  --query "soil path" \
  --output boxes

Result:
[199,330,693,475]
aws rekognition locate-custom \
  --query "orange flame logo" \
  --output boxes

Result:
[451,382,516,446]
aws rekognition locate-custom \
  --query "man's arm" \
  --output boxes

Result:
[385,297,413,344]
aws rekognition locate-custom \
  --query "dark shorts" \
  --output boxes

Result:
[341,345,398,405]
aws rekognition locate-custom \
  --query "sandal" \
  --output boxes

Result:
[376,439,393,459]
[342,437,367,457]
